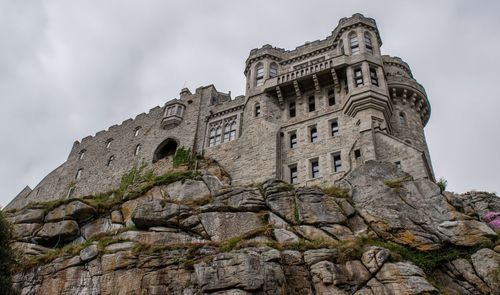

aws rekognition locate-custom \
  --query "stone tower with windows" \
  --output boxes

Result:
[6,13,433,210]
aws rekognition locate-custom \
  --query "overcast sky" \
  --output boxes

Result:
[1,0,499,207]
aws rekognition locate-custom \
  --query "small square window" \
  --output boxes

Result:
[354,149,361,159]
[395,161,401,169]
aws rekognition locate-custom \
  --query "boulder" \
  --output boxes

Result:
[162,179,211,203]
[304,249,338,266]
[80,244,98,262]
[45,201,96,223]
[13,223,42,240]
[294,225,335,242]
[471,248,500,290]
[131,199,191,229]
[273,228,300,243]
[8,208,45,224]
[310,260,370,294]
[36,220,80,245]
[202,174,225,193]
[296,187,347,225]
[81,217,123,240]
[200,187,265,212]
[347,161,496,250]
[12,242,51,256]
[110,210,123,224]
[321,224,355,240]
[361,246,390,274]
[117,230,205,245]
[199,212,264,242]
[369,262,438,294]
[262,180,297,224]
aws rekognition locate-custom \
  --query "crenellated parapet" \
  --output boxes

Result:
[383,56,430,126]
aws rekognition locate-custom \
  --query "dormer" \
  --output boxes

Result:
[161,99,185,129]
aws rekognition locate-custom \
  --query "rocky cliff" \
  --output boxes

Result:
[5,160,500,294]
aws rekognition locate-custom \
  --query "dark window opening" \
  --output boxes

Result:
[290,166,298,184]
[290,133,298,148]
[153,138,178,163]
[395,161,401,169]
[331,120,339,137]
[310,127,318,143]
[311,160,320,178]
[308,96,315,112]
[333,153,342,172]
[354,68,364,87]
[255,103,261,117]
[289,101,296,118]
[354,149,361,159]
[328,90,336,106]
[370,67,379,86]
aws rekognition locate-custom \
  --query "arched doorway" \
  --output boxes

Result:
[153,138,178,163]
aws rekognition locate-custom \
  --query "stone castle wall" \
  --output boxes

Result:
[6,13,435,210]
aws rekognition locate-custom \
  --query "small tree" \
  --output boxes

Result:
[0,209,18,294]
[437,177,448,193]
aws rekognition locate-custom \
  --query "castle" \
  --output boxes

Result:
[6,13,434,210]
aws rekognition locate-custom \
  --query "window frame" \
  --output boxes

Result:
[289,165,298,184]
[311,159,320,179]
[255,63,264,86]
[330,119,339,137]
[310,126,318,143]
[332,152,342,172]
[308,95,316,112]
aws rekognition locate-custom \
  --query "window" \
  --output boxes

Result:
[395,161,401,169]
[343,75,349,94]
[176,106,184,116]
[209,128,216,147]
[107,155,114,166]
[370,67,379,86]
[328,90,336,106]
[354,149,361,159]
[339,40,345,55]
[399,112,407,126]
[223,123,231,142]
[308,95,315,112]
[214,127,222,145]
[310,127,318,143]
[255,103,261,117]
[135,144,141,156]
[290,165,298,184]
[354,68,364,87]
[75,169,83,180]
[349,32,360,55]
[290,132,298,148]
[333,152,342,172]
[229,121,237,141]
[134,127,141,137]
[331,120,339,137]
[405,140,412,145]
[269,63,278,78]
[79,150,85,160]
[364,32,373,55]
[256,64,264,86]
[311,159,320,178]
[289,101,296,118]
[105,139,113,149]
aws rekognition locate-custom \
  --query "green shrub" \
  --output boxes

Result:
[437,177,448,193]
[384,176,412,189]
[0,210,18,294]
[173,147,192,167]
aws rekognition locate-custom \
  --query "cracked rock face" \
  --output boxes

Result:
[7,161,500,294]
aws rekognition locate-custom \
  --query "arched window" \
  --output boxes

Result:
[399,112,407,126]
[105,139,113,149]
[134,127,141,137]
[153,138,178,162]
[364,32,373,55]
[107,155,115,166]
[269,63,278,78]
[134,144,141,156]
[255,63,264,86]
[229,121,237,141]
[79,150,86,160]
[209,128,216,147]
[214,127,222,145]
[339,40,345,55]
[255,103,261,117]
[75,168,83,180]
[349,32,360,55]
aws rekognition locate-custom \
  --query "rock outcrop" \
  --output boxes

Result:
[5,161,500,294]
